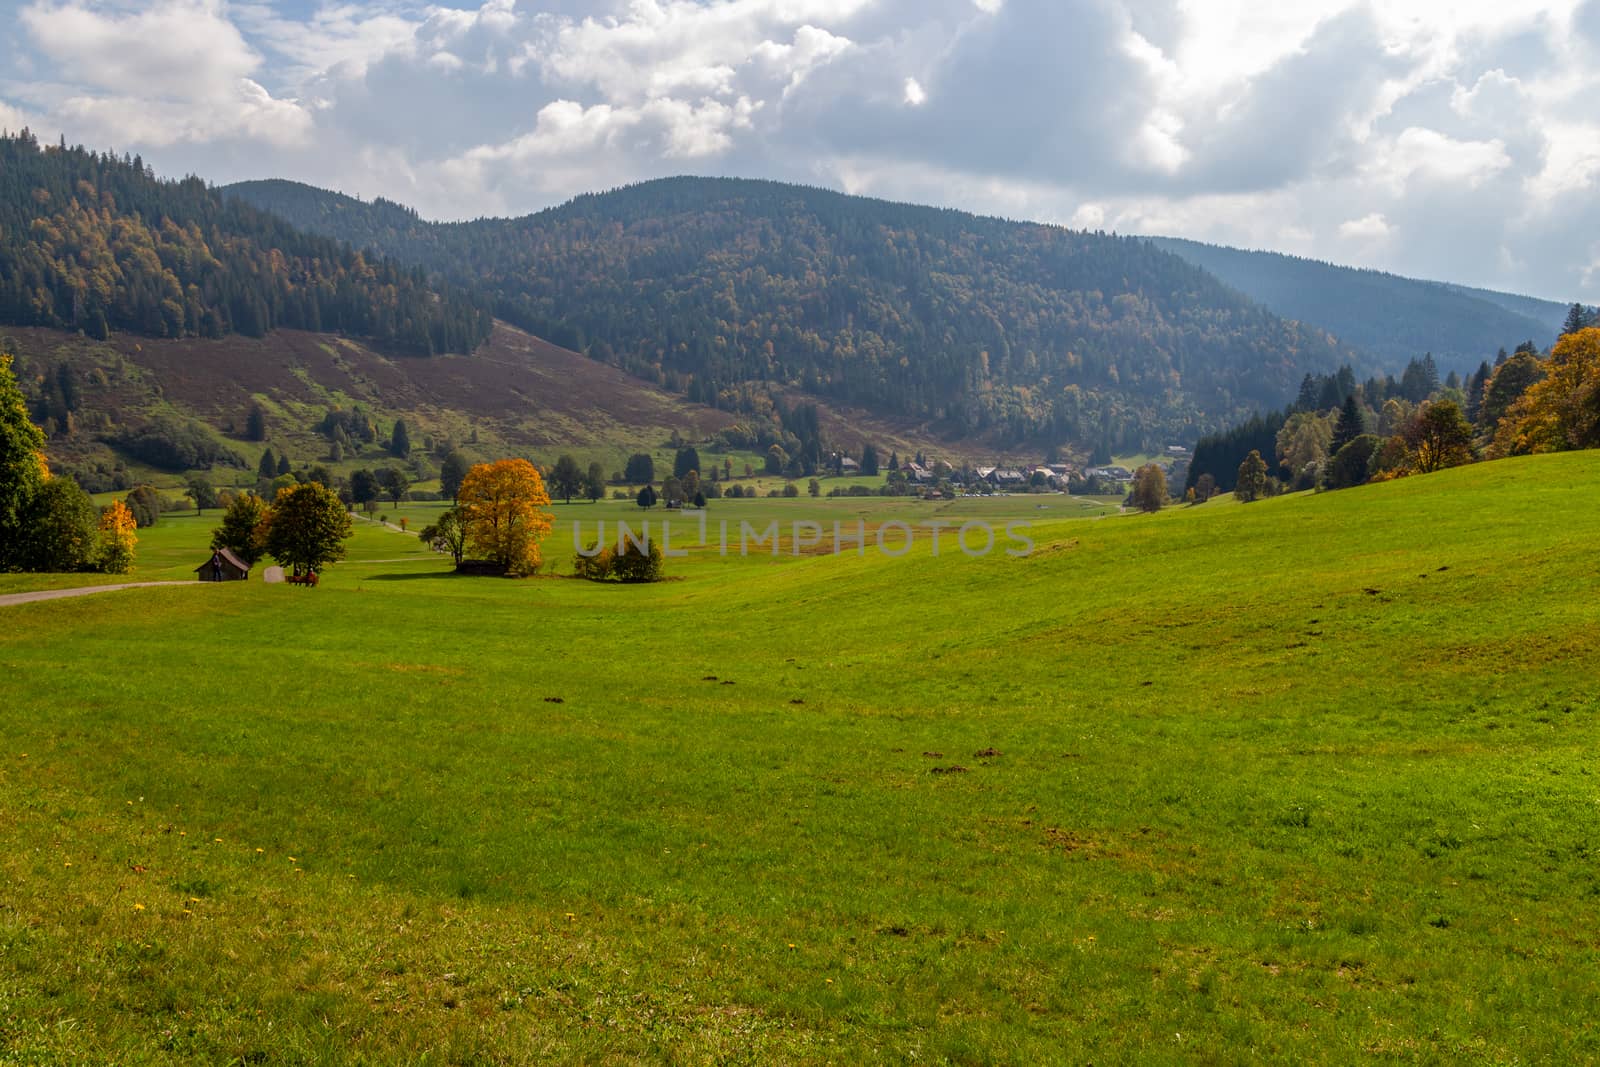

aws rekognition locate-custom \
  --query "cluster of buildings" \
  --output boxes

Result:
[828,445,1192,496]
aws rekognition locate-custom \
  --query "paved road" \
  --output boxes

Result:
[0,581,196,608]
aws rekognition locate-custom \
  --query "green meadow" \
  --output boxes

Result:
[3,454,1599,1063]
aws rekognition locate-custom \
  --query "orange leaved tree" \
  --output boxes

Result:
[457,458,554,576]
[97,499,138,574]
[1491,327,1600,456]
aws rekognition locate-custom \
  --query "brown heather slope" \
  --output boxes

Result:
[3,322,740,478]
[5,321,965,485]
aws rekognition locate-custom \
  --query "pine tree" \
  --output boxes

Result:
[1295,374,1320,411]
[390,418,411,458]
[861,443,879,476]
[258,448,277,480]
[1561,302,1591,337]
[1332,394,1366,453]
[246,403,267,442]
[1465,361,1491,425]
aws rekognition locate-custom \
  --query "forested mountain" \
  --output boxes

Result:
[1147,237,1566,373]
[227,177,1357,452]
[0,132,490,355]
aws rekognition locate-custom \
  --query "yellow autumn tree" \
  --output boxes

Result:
[97,499,138,574]
[457,458,554,576]
[1491,327,1600,456]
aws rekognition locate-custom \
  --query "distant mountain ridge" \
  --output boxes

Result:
[226,176,1358,454]
[1146,236,1566,373]
[0,132,491,356]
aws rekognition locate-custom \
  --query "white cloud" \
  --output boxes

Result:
[16,0,311,146]
[1370,127,1512,191]
[1339,212,1392,240]
[6,0,1600,299]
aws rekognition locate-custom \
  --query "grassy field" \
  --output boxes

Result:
[2,453,1599,1062]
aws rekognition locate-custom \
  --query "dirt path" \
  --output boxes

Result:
[0,581,198,609]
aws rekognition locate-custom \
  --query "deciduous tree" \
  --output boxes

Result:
[1234,450,1269,502]
[418,508,467,565]
[185,476,217,514]
[457,459,553,576]
[1130,464,1167,512]
[18,478,97,572]
[124,485,162,528]
[1326,435,1382,489]
[1403,400,1476,473]
[439,450,471,503]
[0,353,49,570]
[550,454,583,503]
[211,492,269,566]
[584,462,606,503]
[377,467,409,507]
[97,499,137,574]
[260,481,353,578]
[1491,327,1600,455]
[350,468,379,506]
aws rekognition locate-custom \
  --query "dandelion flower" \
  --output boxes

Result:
[214,838,223,843]
[64,861,72,867]
[255,848,264,853]
[132,903,145,911]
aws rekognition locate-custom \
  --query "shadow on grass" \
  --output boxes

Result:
[362,570,470,582]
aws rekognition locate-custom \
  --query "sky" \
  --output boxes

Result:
[2,0,1598,301]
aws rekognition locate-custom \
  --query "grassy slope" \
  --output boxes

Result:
[2,455,1598,1062]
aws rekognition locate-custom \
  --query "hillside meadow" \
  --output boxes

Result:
[2,454,1599,1062]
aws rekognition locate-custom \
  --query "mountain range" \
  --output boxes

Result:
[225,176,1358,455]
[0,129,1577,479]
[1147,236,1567,372]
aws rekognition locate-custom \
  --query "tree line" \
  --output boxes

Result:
[1188,316,1600,498]
[0,131,491,355]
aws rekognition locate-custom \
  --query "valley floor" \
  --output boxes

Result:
[2,458,1598,1062]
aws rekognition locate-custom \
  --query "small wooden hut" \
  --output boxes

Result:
[195,548,250,582]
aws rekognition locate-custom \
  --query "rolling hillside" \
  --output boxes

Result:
[1148,236,1567,372]
[226,177,1359,454]
[3,451,1598,1060]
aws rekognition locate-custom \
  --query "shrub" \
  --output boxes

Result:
[611,538,664,583]
[574,545,616,581]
